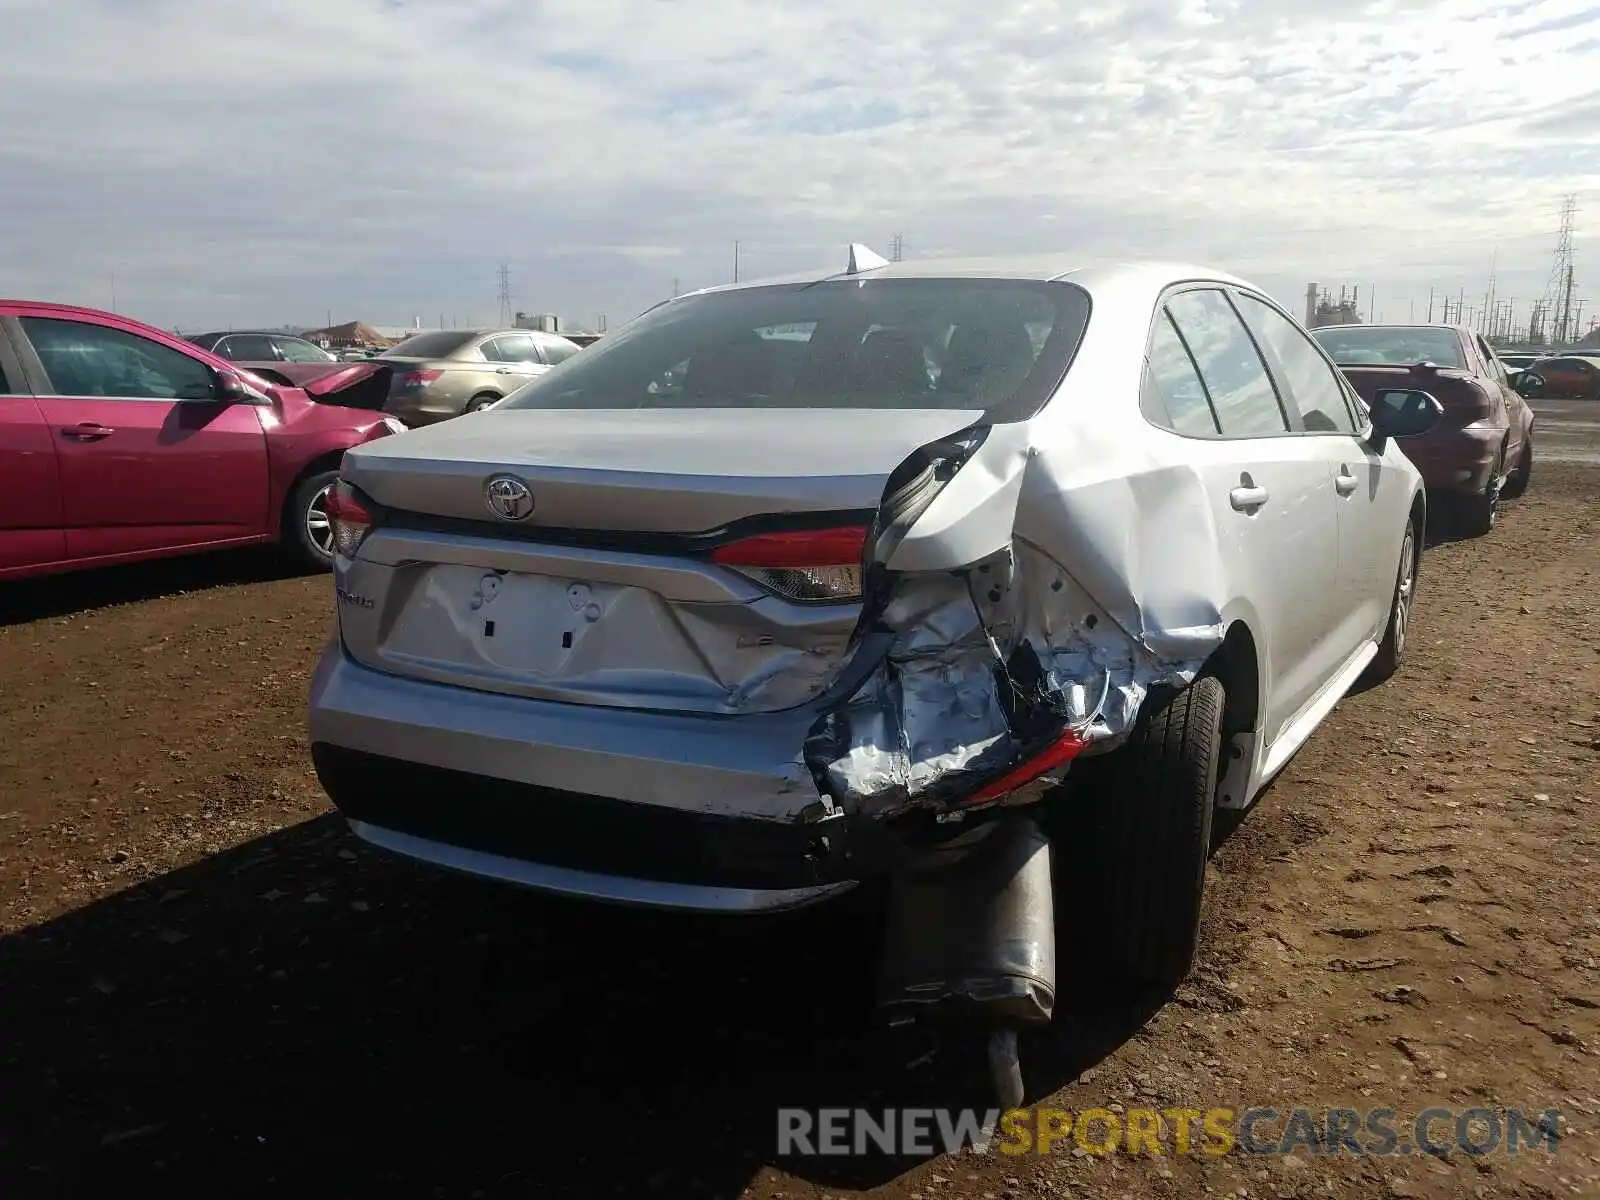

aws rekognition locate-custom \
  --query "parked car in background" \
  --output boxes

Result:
[310,253,1441,1093]
[187,329,364,393]
[0,301,405,579]
[376,328,584,425]
[1312,323,1534,534]
[1517,353,1600,399]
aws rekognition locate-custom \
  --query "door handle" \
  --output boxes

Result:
[62,422,115,441]
[1335,467,1359,496]
[1229,485,1269,512]
[495,367,515,374]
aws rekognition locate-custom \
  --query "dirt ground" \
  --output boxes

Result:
[1,439,1597,1198]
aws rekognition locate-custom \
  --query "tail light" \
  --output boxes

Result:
[399,369,442,389]
[962,729,1087,805]
[325,480,375,558]
[710,525,868,603]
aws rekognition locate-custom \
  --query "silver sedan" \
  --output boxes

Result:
[308,251,1439,1018]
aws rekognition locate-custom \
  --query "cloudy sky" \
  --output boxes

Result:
[3,0,1599,334]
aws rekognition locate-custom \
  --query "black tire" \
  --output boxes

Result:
[1453,446,1503,536]
[465,392,501,414]
[1066,675,1224,999]
[1361,514,1419,686]
[1500,440,1533,500]
[283,468,340,572]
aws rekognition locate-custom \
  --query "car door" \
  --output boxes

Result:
[0,324,66,572]
[14,314,272,559]
[1158,287,1346,745]
[1232,291,1412,656]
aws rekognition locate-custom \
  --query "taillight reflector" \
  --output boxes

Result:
[962,729,1087,806]
[400,369,442,388]
[325,481,374,558]
[709,525,868,603]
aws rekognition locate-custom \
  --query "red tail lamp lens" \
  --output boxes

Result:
[710,525,868,603]
[326,481,374,558]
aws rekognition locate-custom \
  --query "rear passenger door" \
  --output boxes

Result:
[1151,287,1345,745]
[1232,291,1411,656]
[0,325,66,572]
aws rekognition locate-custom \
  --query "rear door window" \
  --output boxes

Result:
[486,334,541,364]
[1164,289,1289,437]
[1141,311,1219,436]
[22,317,217,400]
[273,336,333,363]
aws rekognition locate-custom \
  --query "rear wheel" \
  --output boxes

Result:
[1500,440,1533,500]
[283,469,339,572]
[1065,675,1224,1000]
[1453,445,1503,536]
[465,392,501,414]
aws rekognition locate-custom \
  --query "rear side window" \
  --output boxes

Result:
[1165,290,1289,437]
[497,278,1092,423]
[1234,293,1357,434]
[539,337,580,364]
[1141,311,1219,436]
[218,333,276,360]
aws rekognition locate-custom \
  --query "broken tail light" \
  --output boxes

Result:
[710,525,868,603]
[326,480,376,558]
[961,729,1088,806]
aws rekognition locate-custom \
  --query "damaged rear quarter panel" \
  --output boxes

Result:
[806,276,1254,818]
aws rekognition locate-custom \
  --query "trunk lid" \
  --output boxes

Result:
[339,406,984,533]
[332,406,985,715]
[1336,363,1494,422]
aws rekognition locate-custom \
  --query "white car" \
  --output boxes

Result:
[308,251,1440,1072]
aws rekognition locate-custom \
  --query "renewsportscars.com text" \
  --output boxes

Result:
[777,1105,1562,1159]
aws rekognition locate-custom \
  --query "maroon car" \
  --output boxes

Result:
[0,300,405,580]
[1312,323,1535,534]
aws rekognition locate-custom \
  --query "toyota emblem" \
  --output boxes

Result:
[484,474,534,521]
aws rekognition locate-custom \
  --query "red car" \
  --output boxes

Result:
[0,300,405,580]
[1312,323,1535,535]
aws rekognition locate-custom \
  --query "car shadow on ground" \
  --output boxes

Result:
[0,549,314,627]
[0,817,1149,1198]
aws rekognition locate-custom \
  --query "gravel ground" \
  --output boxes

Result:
[0,439,1596,1198]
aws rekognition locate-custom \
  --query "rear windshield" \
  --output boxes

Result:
[1312,326,1467,369]
[496,278,1092,422]
[381,331,476,358]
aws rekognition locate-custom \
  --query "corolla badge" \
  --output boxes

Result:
[484,474,534,521]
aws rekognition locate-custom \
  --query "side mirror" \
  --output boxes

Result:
[1369,388,1442,449]
[213,368,268,404]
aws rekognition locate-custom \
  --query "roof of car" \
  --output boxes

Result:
[679,256,1258,297]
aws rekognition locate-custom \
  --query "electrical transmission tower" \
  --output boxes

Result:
[496,263,512,326]
[1538,195,1577,344]
[890,233,904,262]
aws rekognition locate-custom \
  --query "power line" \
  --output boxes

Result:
[1537,194,1576,343]
[496,262,512,326]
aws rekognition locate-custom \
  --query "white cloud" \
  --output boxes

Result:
[2,0,1598,332]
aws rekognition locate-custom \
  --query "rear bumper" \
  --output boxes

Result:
[1397,423,1503,494]
[307,644,896,910]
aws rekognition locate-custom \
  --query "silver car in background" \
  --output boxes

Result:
[377,327,584,426]
[308,251,1440,1095]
